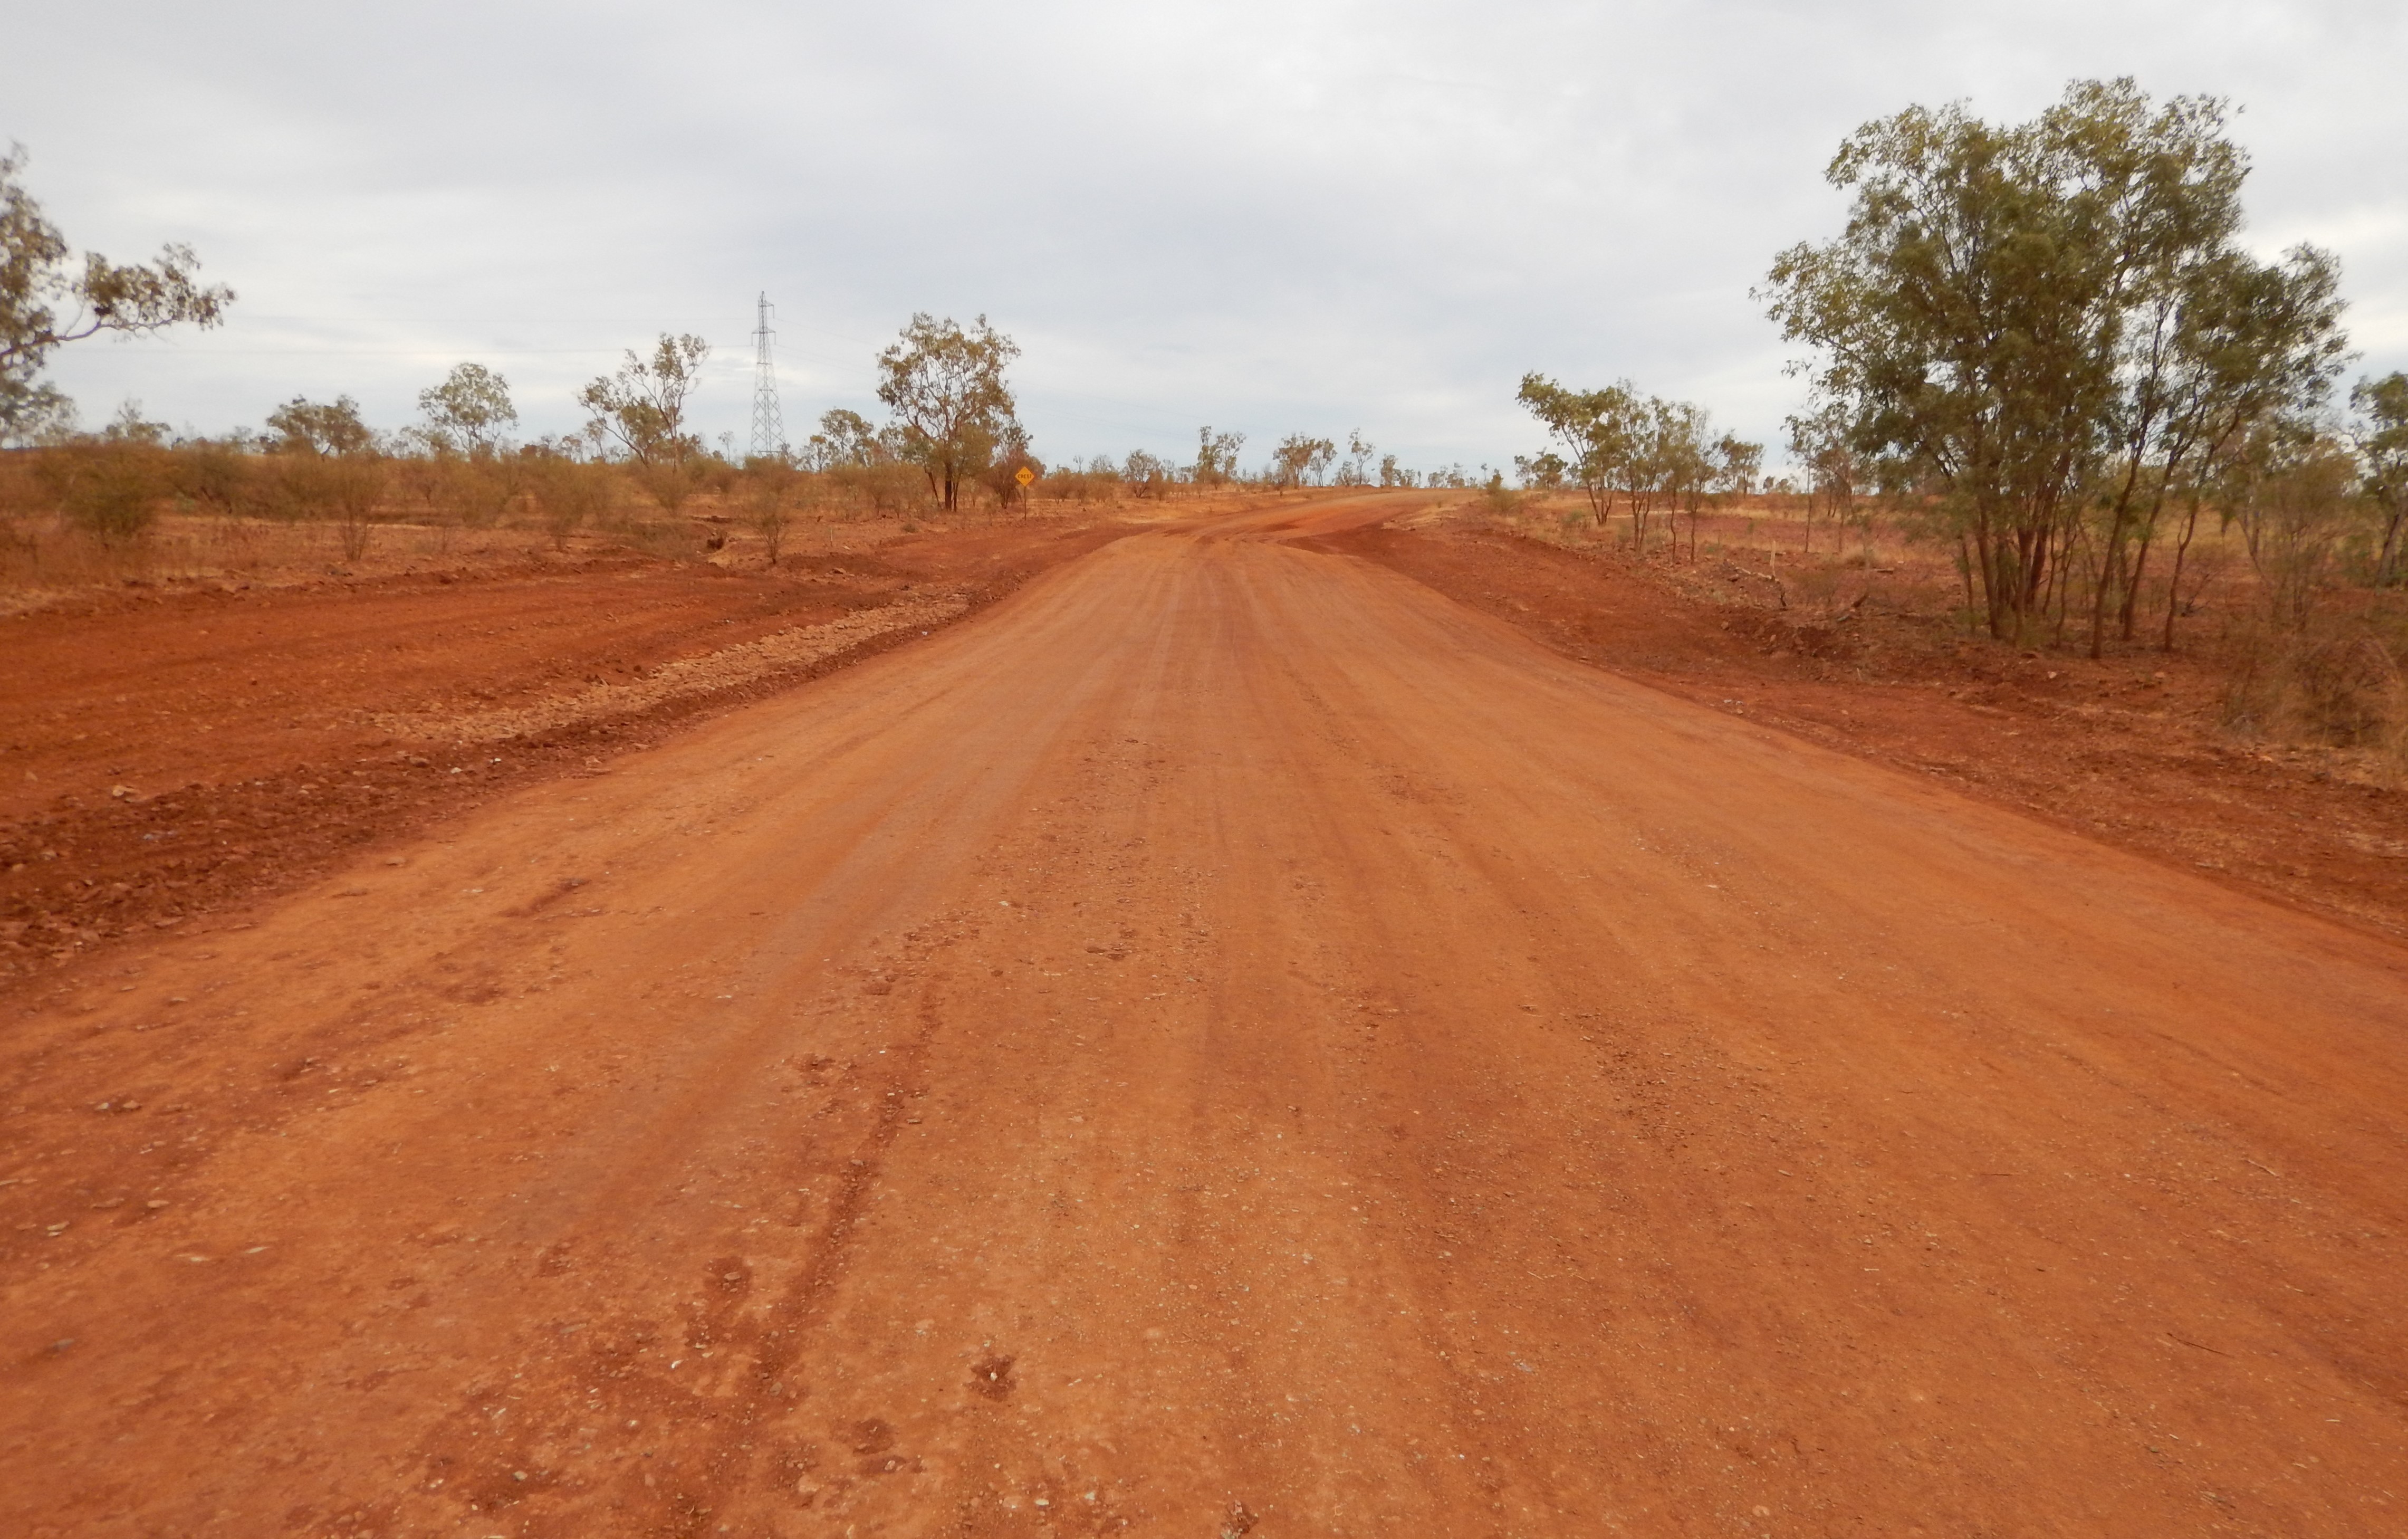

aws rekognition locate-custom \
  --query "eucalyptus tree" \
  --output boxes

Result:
[578,333,710,468]
[265,395,377,456]
[1270,433,1336,491]
[1709,433,1764,557]
[1122,448,1176,498]
[2119,246,2345,650]
[2353,372,2408,588]
[1338,430,1376,486]
[1515,374,1640,527]
[1785,399,1858,556]
[1,146,233,444]
[808,407,885,470]
[1762,78,2346,646]
[416,362,517,457]
[875,313,1021,512]
[1192,426,1246,487]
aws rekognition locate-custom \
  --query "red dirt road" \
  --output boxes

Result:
[5,499,2405,1536]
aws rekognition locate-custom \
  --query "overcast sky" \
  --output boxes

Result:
[6,0,2403,474]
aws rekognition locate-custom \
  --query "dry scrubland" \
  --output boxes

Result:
[0,468,1230,982]
[1350,491,2408,941]
[5,471,2405,993]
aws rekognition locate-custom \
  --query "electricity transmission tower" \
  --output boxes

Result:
[749,291,785,461]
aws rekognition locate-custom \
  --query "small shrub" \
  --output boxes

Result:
[327,458,387,562]
[743,460,802,565]
[41,446,162,543]
[525,457,612,551]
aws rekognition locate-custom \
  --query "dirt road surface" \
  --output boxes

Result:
[5,498,2405,1536]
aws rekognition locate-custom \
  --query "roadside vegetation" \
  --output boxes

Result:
[1505,78,2408,777]
[6,84,2406,779]
[1,147,1437,594]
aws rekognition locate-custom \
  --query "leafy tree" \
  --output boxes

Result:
[977,422,1042,512]
[2,145,233,445]
[2230,424,2357,631]
[578,333,709,468]
[2110,245,2343,651]
[1123,448,1176,499]
[875,313,1021,512]
[807,407,886,470]
[1762,78,2344,645]
[1784,399,1857,555]
[266,394,376,456]
[417,362,517,456]
[742,457,802,562]
[1270,433,1336,491]
[1670,421,1763,560]
[1712,435,1763,510]
[1336,430,1376,486]
[100,397,174,446]
[2352,372,2408,586]
[37,443,162,542]
[1515,374,1640,527]
[1378,453,1418,489]
[1192,426,1245,487]
[1512,450,1563,489]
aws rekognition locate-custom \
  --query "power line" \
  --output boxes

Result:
[750,292,786,460]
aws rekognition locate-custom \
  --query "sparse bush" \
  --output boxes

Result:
[744,459,802,565]
[1041,462,1120,504]
[2223,625,2408,769]
[831,460,927,518]
[1123,450,1176,499]
[165,443,254,519]
[525,456,612,551]
[634,458,705,517]
[39,444,163,542]
[2295,635,2408,751]
[1479,472,1524,517]
[258,453,337,522]
[327,457,387,562]
[2237,435,2357,632]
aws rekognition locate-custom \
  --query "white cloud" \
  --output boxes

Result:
[8,0,2404,467]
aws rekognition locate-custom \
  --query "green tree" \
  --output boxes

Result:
[807,407,886,470]
[2109,245,2344,651]
[1192,426,1245,487]
[1515,374,1640,527]
[1123,448,1176,499]
[2352,372,2408,586]
[1785,398,1859,556]
[2230,424,2357,632]
[100,397,174,446]
[875,313,1021,512]
[1270,433,1336,491]
[1336,430,1376,486]
[1,145,233,445]
[1762,78,2342,645]
[979,426,1043,513]
[417,362,517,456]
[266,395,376,456]
[578,333,709,467]
[1698,431,1763,560]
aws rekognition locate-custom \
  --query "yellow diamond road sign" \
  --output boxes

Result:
[1014,466,1035,487]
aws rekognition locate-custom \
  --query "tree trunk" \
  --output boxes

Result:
[2160,494,2205,651]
